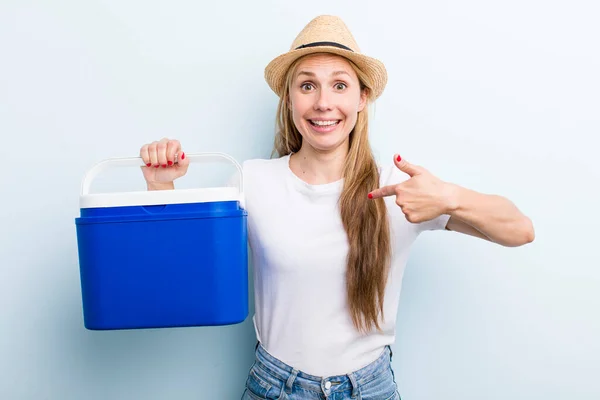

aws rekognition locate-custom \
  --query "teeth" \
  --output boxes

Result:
[311,120,339,126]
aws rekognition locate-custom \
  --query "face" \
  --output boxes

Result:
[288,54,368,154]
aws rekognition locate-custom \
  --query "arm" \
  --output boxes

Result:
[444,185,535,247]
[368,155,535,248]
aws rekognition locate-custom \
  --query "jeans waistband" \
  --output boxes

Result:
[254,344,392,396]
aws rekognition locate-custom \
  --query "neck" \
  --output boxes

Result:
[290,140,349,185]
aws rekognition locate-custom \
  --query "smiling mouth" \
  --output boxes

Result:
[309,120,341,127]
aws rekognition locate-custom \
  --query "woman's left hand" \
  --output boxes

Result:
[368,155,457,223]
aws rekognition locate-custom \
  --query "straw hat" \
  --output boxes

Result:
[264,15,388,99]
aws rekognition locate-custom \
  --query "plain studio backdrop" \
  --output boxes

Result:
[1,1,598,399]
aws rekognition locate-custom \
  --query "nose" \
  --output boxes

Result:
[314,88,333,112]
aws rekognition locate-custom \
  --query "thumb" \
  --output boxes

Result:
[394,154,421,177]
[175,151,190,169]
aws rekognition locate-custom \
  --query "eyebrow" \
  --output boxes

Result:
[296,70,351,79]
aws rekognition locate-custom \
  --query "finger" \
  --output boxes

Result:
[166,139,181,166]
[176,150,189,169]
[148,141,159,168]
[394,154,422,177]
[140,144,151,167]
[368,184,398,200]
[157,138,169,168]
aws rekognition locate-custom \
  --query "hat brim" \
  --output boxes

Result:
[264,46,388,100]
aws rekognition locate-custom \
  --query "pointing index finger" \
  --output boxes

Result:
[368,185,397,200]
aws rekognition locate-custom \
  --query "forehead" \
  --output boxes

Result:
[293,53,357,79]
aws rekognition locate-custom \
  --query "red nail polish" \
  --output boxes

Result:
[397,155,401,162]
[154,164,159,168]
[368,193,373,199]
[162,164,167,168]
[167,161,173,166]
[181,152,185,160]
[146,163,152,167]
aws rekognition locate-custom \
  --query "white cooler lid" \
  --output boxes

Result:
[80,187,243,209]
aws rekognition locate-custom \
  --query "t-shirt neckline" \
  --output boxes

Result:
[284,153,344,195]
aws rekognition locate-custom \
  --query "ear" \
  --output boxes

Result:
[358,88,369,112]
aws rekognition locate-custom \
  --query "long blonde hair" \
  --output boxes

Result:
[272,55,391,333]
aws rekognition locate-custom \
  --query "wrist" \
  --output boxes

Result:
[442,182,461,214]
[147,182,174,191]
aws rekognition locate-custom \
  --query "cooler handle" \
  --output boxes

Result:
[81,152,243,196]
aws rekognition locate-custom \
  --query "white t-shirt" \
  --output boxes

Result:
[239,154,450,377]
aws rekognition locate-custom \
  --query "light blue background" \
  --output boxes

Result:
[1,1,598,399]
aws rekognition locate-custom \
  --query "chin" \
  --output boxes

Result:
[304,137,349,153]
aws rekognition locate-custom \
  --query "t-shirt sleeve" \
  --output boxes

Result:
[416,213,451,232]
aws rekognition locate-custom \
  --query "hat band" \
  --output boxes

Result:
[295,41,354,52]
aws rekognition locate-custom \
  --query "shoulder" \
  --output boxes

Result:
[242,156,286,171]
[239,155,289,191]
[242,156,288,179]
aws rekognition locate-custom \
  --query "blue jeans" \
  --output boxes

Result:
[241,344,401,400]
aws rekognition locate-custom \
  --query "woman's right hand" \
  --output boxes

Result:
[139,138,190,190]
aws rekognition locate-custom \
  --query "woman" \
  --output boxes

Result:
[139,15,534,400]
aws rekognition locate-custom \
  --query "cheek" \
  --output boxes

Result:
[290,100,307,123]
[340,92,364,116]
[289,95,310,135]
[340,100,361,121]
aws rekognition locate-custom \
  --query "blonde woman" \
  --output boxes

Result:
[139,15,534,400]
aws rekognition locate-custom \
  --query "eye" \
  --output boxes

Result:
[335,82,347,90]
[301,83,314,91]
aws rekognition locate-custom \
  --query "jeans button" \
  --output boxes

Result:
[325,381,332,390]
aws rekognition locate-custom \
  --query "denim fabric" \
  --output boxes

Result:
[241,344,401,400]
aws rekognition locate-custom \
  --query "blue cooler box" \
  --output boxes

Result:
[75,153,248,330]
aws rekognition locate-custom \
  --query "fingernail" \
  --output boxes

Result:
[167,161,173,166]
[397,155,401,162]
[154,164,159,168]
[181,152,185,160]
[161,164,167,168]
[146,163,152,167]
[368,193,373,199]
